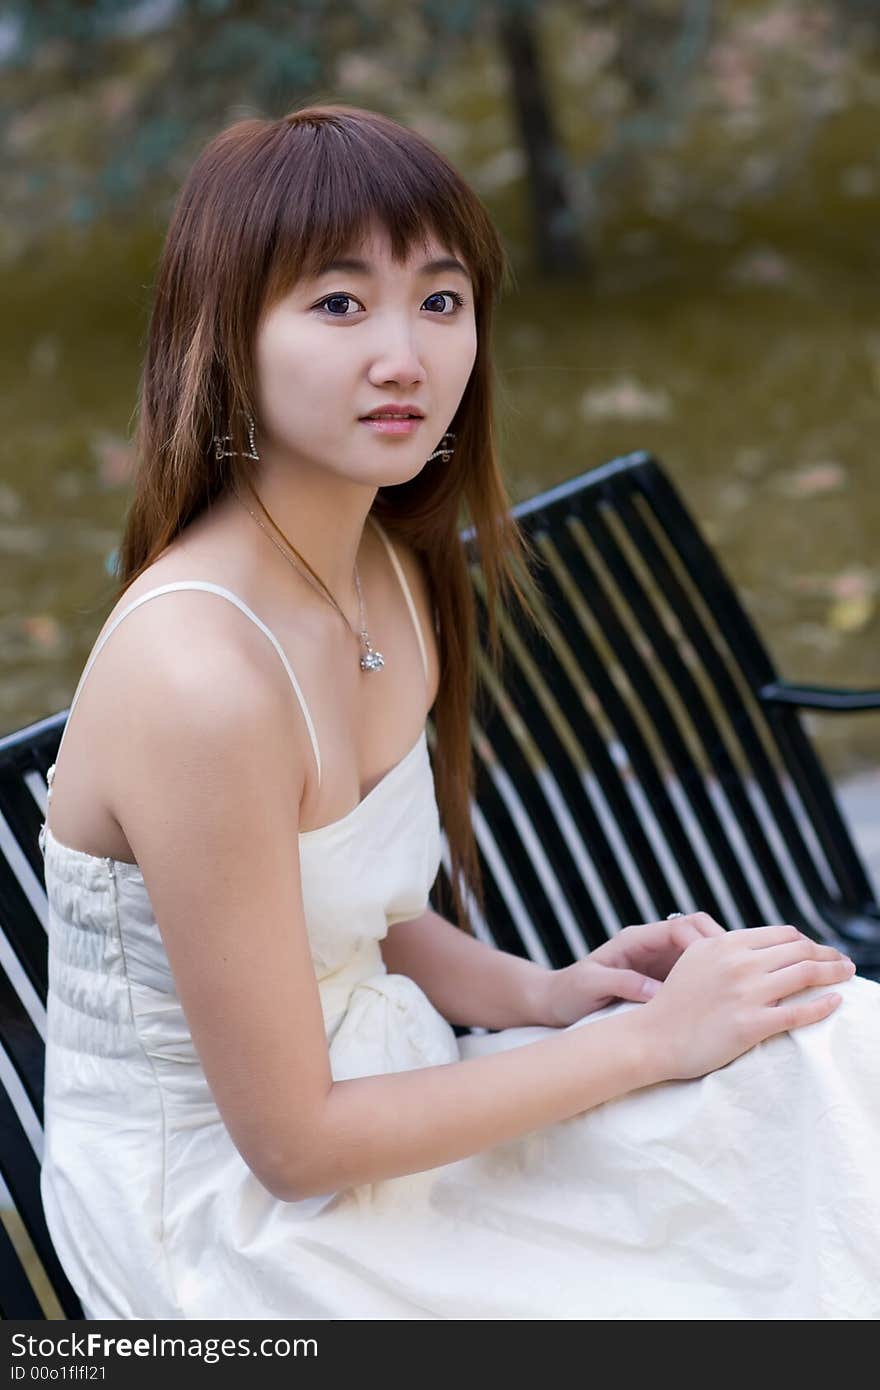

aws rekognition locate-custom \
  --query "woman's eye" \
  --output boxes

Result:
[313,290,467,317]
[315,294,362,316]
[422,291,467,315]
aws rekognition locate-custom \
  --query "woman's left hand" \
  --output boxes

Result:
[542,913,727,1027]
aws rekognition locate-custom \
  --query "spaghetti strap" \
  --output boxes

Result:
[368,518,429,681]
[49,581,322,789]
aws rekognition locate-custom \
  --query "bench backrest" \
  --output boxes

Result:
[436,451,879,966]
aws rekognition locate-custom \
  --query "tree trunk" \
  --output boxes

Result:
[496,4,589,277]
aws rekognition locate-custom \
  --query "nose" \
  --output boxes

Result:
[367,319,428,390]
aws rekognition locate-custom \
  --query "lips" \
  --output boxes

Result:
[359,404,425,419]
[360,416,423,434]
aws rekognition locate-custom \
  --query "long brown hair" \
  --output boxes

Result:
[116,101,547,937]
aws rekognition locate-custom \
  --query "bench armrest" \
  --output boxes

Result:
[758,682,880,712]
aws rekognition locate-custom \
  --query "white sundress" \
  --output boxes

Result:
[37,521,880,1320]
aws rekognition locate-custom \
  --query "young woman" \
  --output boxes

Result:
[39,102,879,1320]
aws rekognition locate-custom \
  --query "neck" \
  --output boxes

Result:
[231,458,379,617]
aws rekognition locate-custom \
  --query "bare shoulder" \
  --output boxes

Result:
[118,631,308,853]
[127,619,304,771]
[87,576,315,844]
[96,575,305,719]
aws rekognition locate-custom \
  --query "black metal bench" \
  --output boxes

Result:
[2,450,878,1318]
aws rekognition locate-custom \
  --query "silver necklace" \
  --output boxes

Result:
[232,485,385,672]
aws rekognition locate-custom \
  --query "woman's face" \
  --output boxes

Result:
[253,223,477,484]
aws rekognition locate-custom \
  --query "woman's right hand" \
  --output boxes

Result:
[637,923,856,1081]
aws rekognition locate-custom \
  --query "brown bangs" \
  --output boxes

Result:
[259,108,503,311]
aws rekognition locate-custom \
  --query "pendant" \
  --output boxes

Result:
[359,632,385,672]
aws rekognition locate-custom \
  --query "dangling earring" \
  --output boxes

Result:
[427,430,456,463]
[214,413,260,462]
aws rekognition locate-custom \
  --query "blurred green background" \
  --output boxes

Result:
[3,0,879,797]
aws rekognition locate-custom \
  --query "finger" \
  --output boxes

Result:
[668,920,703,951]
[758,955,855,1004]
[754,990,843,1044]
[741,924,805,949]
[759,940,851,973]
[691,912,726,938]
[596,965,660,1002]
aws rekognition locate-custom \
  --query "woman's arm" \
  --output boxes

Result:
[294,1007,658,1201]
[380,907,555,1029]
[298,927,856,1203]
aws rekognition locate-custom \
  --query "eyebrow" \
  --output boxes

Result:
[314,256,471,281]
